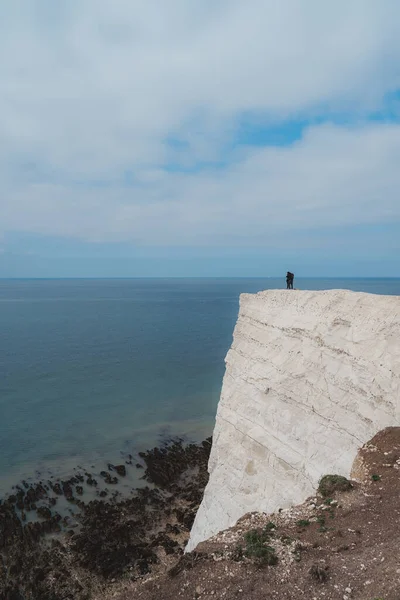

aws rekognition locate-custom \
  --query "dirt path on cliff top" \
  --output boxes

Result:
[113,427,400,600]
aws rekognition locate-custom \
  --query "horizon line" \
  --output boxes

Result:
[1,276,400,281]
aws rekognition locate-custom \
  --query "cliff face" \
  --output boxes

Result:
[187,289,400,551]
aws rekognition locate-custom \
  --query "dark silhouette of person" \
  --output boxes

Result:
[286,272,294,289]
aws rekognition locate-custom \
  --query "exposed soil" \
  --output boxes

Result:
[114,427,400,600]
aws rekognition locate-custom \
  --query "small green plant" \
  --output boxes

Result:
[280,535,293,545]
[324,498,334,505]
[318,474,352,497]
[243,528,278,565]
[371,474,381,481]
[296,519,311,527]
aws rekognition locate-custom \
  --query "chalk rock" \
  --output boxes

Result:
[187,289,400,551]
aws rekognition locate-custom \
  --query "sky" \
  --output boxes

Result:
[1,0,400,277]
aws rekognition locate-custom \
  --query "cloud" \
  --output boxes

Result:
[1,0,400,250]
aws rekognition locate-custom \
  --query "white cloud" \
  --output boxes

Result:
[1,0,400,245]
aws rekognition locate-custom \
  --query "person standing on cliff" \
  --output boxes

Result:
[286,272,294,289]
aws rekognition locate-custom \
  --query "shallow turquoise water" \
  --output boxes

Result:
[1,278,399,493]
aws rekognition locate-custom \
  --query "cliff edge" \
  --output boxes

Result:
[187,289,400,551]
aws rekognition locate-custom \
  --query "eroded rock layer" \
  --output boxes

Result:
[187,289,400,550]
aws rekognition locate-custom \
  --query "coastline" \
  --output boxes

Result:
[0,436,212,600]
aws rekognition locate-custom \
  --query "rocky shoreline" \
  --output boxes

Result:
[0,437,212,600]
[116,427,400,600]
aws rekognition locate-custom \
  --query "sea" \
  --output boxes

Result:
[1,277,399,496]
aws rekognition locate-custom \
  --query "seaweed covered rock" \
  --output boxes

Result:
[0,437,211,599]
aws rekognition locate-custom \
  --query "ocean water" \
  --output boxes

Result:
[1,277,399,495]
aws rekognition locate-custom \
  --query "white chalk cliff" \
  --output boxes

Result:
[187,289,400,551]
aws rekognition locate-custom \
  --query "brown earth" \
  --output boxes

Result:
[112,427,400,600]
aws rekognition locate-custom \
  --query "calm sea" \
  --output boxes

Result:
[1,278,399,495]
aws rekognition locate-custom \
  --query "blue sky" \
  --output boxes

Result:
[1,0,400,277]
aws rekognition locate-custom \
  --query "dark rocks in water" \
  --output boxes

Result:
[70,436,211,581]
[85,475,97,487]
[15,491,25,511]
[0,436,212,600]
[33,484,47,501]
[49,497,57,507]
[61,482,74,501]
[63,516,78,529]
[136,463,144,469]
[37,506,52,520]
[52,483,63,496]
[114,465,126,477]
[108,464,127,477]
[100,471,118,485]
[139,436,212,491]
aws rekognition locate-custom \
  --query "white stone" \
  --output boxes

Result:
[187,289,400,551]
